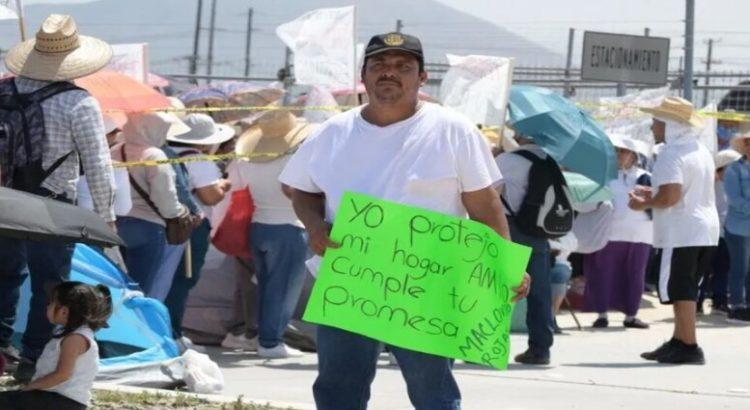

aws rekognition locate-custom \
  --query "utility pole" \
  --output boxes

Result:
[206,0,218,81]
[563,28,575,98]
[684,0,695,101]
[281,47,294,105]
[244,7,254,77]
[702,38,722,106]
[189,0,203,79]
[396,19,403,33]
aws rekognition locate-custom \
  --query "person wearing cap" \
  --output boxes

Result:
[697,149,742,315]
[163,114,234,344]
[722,128,750,323]
[111,113,190,298]
[583,133,653,330]
[225,109,317,357]
[629,97,720,364]
[280,32,529,409]
[0,14,116,382]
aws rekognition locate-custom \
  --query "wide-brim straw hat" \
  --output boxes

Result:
[4,14,112,82]
[236,109,317,163]
[168,113,235,146]
[639,96,705,128]
[715,149,743,169]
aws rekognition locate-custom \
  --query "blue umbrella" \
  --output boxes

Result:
[508,85,618,187]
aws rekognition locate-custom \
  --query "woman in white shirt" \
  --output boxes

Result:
[583,134,653,329]
[229,110,317,359]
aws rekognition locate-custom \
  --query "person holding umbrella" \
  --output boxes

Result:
[0,15,115,382]
[583,133,653,329]
[630,97,720,364]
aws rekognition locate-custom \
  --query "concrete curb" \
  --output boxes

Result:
[93,382,314,409]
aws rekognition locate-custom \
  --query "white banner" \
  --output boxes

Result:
[108,43,149,83]
[439,54,515,126]
[276,6,355,89]
[0,0,20,20]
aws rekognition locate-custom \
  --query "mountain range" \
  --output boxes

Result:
[0,0,562,78]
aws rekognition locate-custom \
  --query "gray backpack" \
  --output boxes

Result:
[0,78,82,192]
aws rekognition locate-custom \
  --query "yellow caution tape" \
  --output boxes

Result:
[104,105,352,115]
[113,152,286,168]
[104,102,750,122]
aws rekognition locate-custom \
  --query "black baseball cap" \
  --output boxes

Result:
[364,32,424,66]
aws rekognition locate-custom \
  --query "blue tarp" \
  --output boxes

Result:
[13,244,180,367]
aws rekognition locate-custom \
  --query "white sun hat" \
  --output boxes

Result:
[167,113,236,146]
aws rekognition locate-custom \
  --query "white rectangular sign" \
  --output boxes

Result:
[581,31,670,85]
[108,43,149,83]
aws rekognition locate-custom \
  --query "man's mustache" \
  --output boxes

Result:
[376,77,401,86]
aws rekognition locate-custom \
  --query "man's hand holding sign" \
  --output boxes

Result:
[303,192,531,369]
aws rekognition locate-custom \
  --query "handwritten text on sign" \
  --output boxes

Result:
[303,192,531,369]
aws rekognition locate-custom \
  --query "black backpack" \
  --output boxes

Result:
[502,150,574,239]
[0,78,82,192]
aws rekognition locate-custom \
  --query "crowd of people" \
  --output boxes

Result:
[0,12,749,410]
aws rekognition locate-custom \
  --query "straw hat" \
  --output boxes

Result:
[236,110,316,163]
[715,149,742,169]
[729,121,750,152]
[168,114,235,146]
[608,133,651,158]
[4,14,112,81]
[639,96,705,128]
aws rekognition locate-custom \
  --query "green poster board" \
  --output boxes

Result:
[303,192,532,369]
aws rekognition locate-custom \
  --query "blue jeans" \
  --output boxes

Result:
[165,219,211,338]
[509,220,553,358]
[117,217,167,297]
[313,325,461,410]
[0,236,74,360]
[725,229,750,307]
[251,223,307,348]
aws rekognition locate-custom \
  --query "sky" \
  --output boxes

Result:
[19,0,750,71]
[435,0,750,70]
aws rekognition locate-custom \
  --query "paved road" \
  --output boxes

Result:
[209,294,750,409]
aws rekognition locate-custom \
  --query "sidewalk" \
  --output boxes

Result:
[208,294,750,409]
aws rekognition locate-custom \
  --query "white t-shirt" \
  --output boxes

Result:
[651,137,720,248]
[172,147,223,220]
[228,156,303,227]
[279,103,502,222]
[77,167,132,216]
[33,327,98,405]
[495,145,547,214]
[608,167,653,245]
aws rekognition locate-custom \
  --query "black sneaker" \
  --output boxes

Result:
[592,318,609,328]
[12,357,36,383]
[727,308,750,324]
[641,339,678,361]
[711,303,729,315]
[623,318,650,329]
[657,341,705,365]
[514,350,550,365]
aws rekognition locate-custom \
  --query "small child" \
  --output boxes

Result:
[0,282,112,410]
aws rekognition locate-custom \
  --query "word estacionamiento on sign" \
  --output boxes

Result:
[589,45,662,73]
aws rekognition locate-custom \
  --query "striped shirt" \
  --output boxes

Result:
[14,77,115,222]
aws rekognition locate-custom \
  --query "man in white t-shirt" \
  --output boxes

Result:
[280,32,530,409]
[629,97,720,365]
